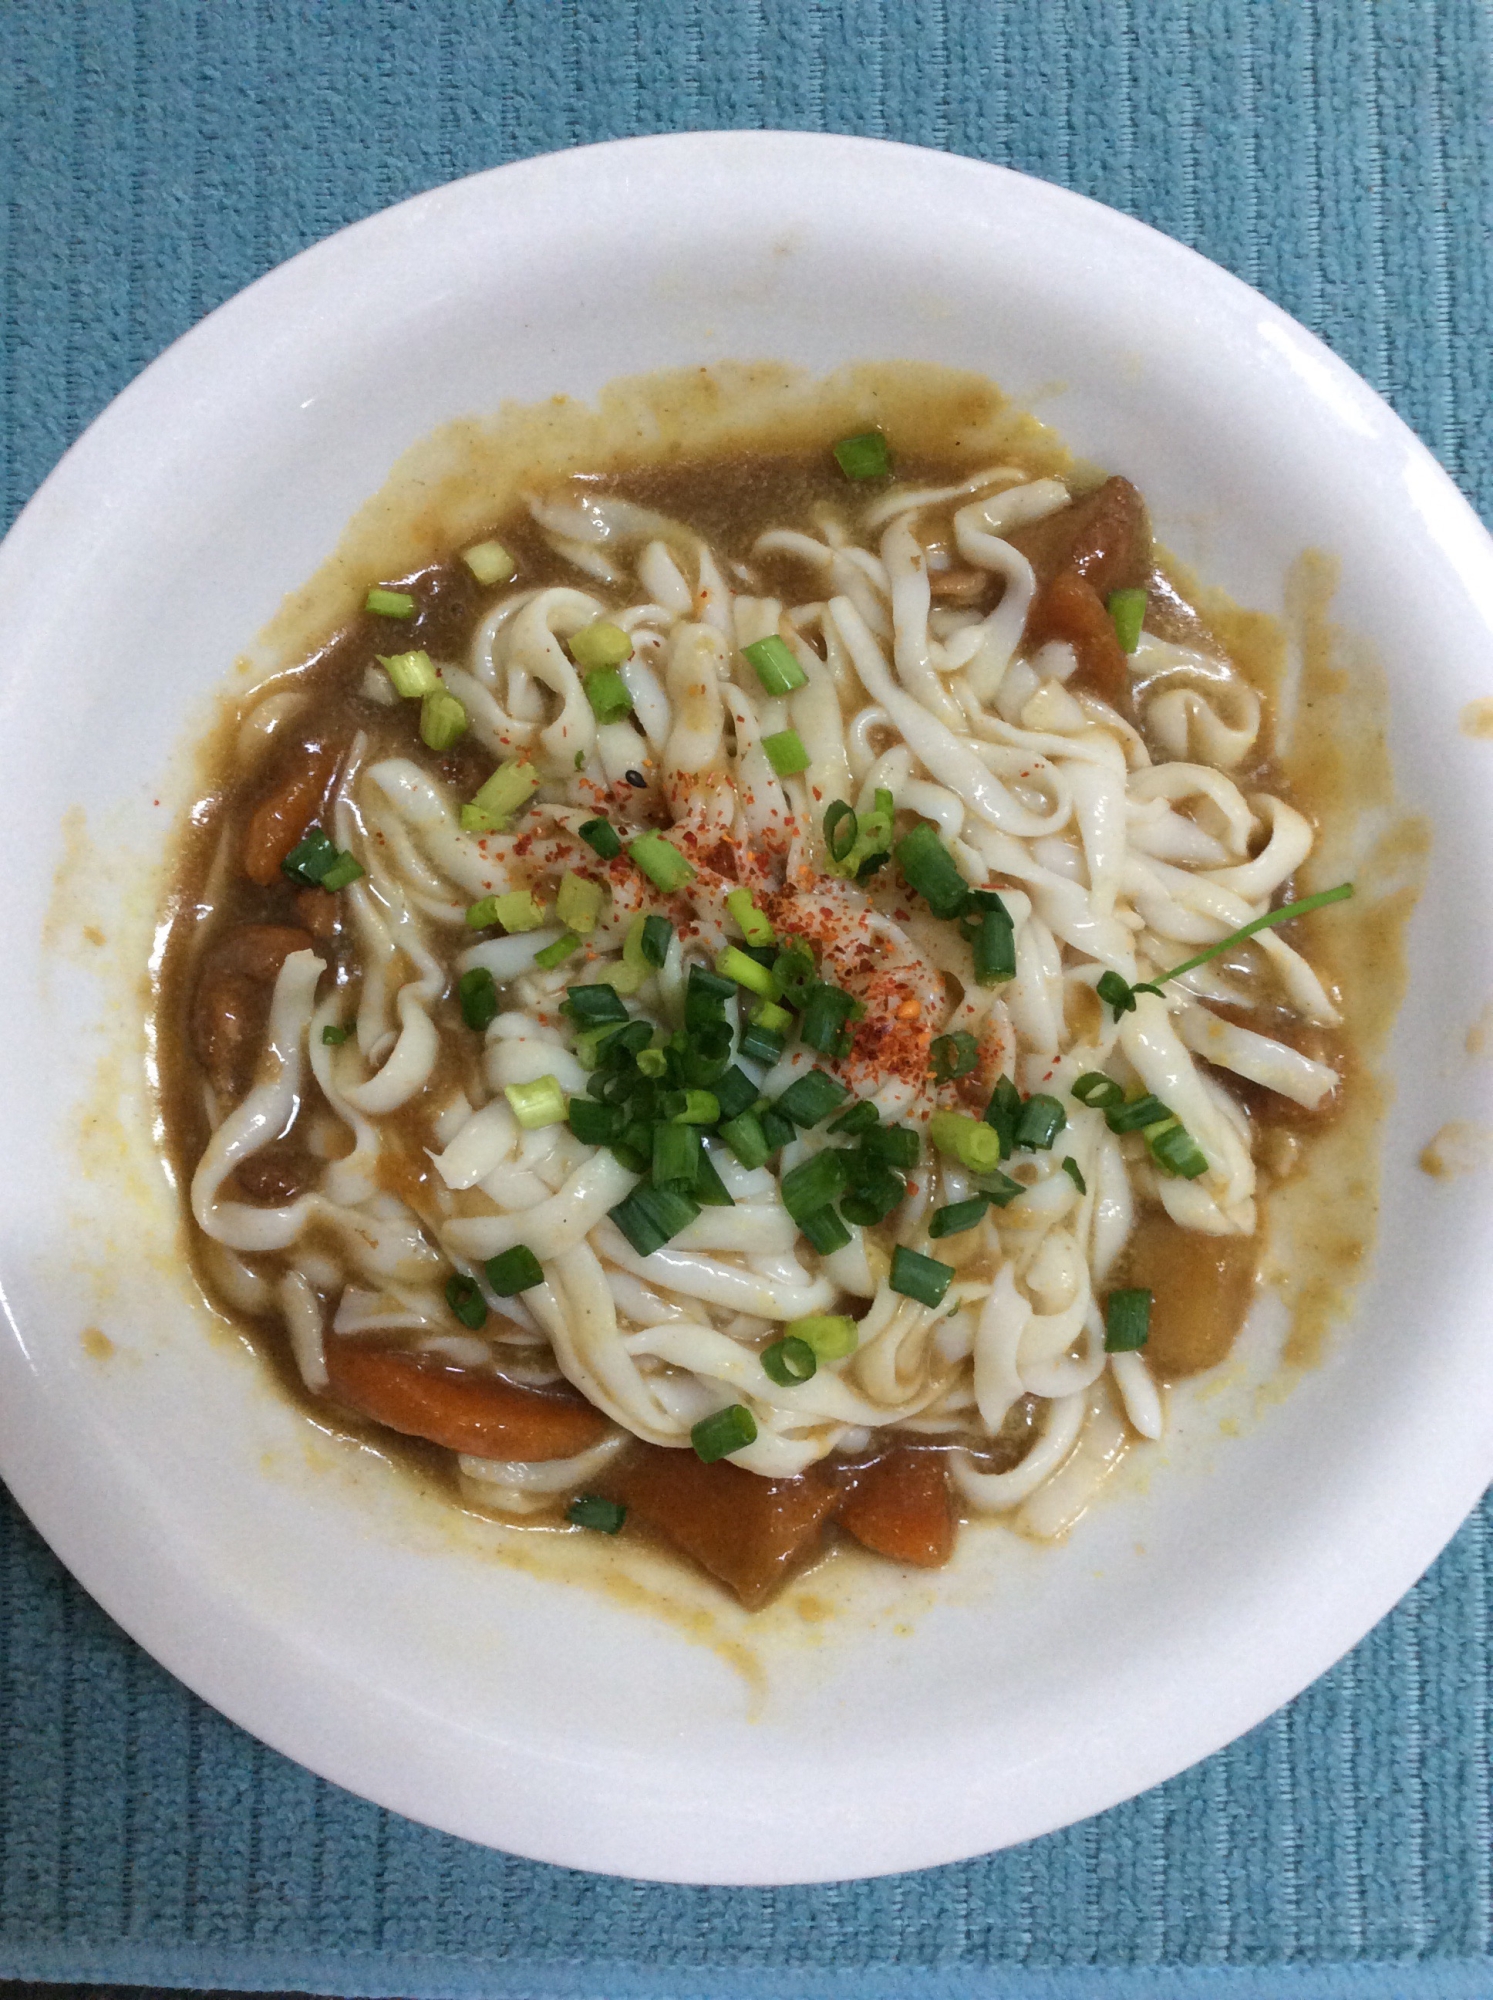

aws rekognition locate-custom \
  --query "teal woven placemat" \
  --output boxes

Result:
[2,3,1491,1993]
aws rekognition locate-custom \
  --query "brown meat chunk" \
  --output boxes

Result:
[928,566,991,605]
[1025,568,1130,706]
[190,923,316,1097]
[232,1152,310,1205]
[1006,475,1151,597]
[602,1445,840,1609]
[1006,478,1153,709]
[1114,1209,1258,1378]
[294,887,341,938]
[242,744,336,886]
[324,1342,611,1460]
[836,1447,956,1568]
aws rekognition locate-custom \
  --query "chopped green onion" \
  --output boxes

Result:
[716,944,775,997]
[567,1494,625,1533]
[1060,1156,1087,1194]
[609,1182,701,1256]
[556,872,603,934]
[604,1021,654,1064]
[578,817,623,860]
[318,852,365,892]
[839,1169,906,1227]
[982,1073,1023,1157]
[833,430,891,480]
[691,1404,758,1463]
[780,1149,852,1223]
[378,648,440,697]
[693,1146,735,1207]
[629,831,695,894]
[1073,1072,1125,1110]
[682,1033,731,1089]
[634,1047,668,1079]
[1098,883,1355,1017]
[638,914,672,966]
[929,1197,990,1238]
[762,1336,818,1386]
[571,620,634,673]
[563,983,628,1025]
[321,1023,350,1046]
[970,901,1017,985]
[568,1097,623,1146]
[1147,1119,1209,1179]
[461,759,540,834]
[610,917,653,995]
[720,1110,771,1170]
[445,1272,488,1329]
[889,1245,955,1307]
[587,1070,637,1110]
[613,1126,652,1174]
[713,1066,760,1120]
[762,728,810,777]
[282,826,338,887]
[1105,1288,1153,1352]
[583,667,634,725]
[800,982,862,1058]
[725,888,776,946]
[742,634,808,696]
[420,690,467,750]
[1097,969,1141,1017]
[533,932,582,969]
[759,1108,796,1153]
[653,1122,701,1189]
[739,1019,786,1066]
[785,1314,859,1360]
[490,891,548,932]
[485,1245,545,1295]
[575,751,586,770]
[824,801,858,865]
[776,1070,851,1127]
[829,1100,880,1137]
[930,1032,979,1085]
[458,966,499,1031]
[462,539,516,586]
[824,791,894,880]
[1107,588,1148,654]
[975,1167,1026,1207]
[662,1089,720,1125]
[1014,1093,1066,1152]
[770,942,818,1008]
[685,964,736,1030]
[365,586,415,617]
[1106,1093,1171,1134]
[751,997,793,1032]
[504,1075,568,1129]
[895,822,971,920]
[466,888,546,933]
[799,1206,852,1254]
[860,1123,921,1171]
[929,1110,1003,1173]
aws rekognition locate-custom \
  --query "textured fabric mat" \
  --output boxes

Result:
[2,1,1491,1993]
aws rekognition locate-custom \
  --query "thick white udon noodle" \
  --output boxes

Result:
[192,467,1338,1535]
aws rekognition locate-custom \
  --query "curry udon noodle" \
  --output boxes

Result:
[162,431,1351,1610]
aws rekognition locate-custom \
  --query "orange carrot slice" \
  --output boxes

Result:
[324,1342,609,1461]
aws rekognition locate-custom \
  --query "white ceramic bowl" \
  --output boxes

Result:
[3,133,1492,1886]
